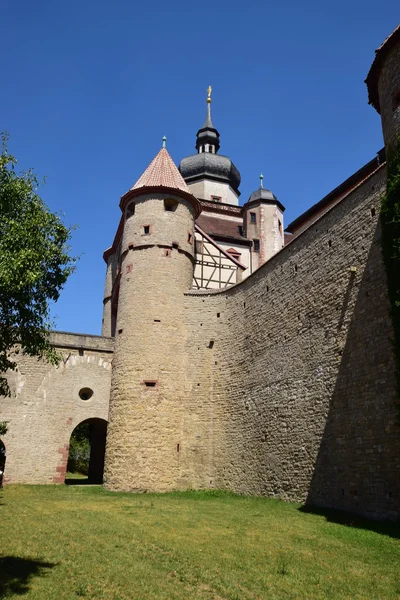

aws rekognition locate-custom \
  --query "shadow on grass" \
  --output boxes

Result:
[299,505,400,539]
[0,556,56,597]
[64,477,90,486]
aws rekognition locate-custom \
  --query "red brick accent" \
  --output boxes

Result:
[126,263,133,273]
[66,417,73,425]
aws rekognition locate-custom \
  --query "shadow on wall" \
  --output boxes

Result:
[304,219,400,520]
[0,556,56,598]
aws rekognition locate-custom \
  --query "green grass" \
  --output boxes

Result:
[0,485,399,600]
[65,472,87,480]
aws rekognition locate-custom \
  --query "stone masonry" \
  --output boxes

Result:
[0,26,399,520]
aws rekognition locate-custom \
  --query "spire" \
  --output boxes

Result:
[195,85,220,154]
[131,147,190,194]
[162,135,167,148]
[202,86,215,129]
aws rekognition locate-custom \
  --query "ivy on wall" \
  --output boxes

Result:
[381,139,400,404]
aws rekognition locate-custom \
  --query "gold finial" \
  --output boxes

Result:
[207,85,212,104]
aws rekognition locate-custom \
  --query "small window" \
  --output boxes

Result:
[253,239,260,252]
[79,387,93,401]
[188,232,193,244]
[211,195,222,203]
[126,203,135,219]
[143,380,157,388]
[278,219,282,235]
[172,242,179,249]
[250,212,256,224]
[392,90,400,111]
[164,198,178,212]
[143,225,150,235]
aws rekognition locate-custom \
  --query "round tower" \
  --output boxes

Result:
[366,25,400,152]
[103,142,201,492]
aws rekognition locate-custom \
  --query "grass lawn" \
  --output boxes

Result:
[0,485,399,599]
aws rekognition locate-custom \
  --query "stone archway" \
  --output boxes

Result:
[66,418,108,484]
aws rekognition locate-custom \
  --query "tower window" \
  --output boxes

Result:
[126,203,135,219]
[143,225,151,235]
[253,239,260,252]
[211,195,221,203]
[188,232,193,244]
[143,380,157,388]
[164,198,178,212]
[392,90,400,111]
[278,219,282,235]
[250,212,256,224]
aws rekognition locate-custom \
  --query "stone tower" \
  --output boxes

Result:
[366,24,400,151]
[103,143,201,492]
[178,89,241,205]
[242,175,285,269]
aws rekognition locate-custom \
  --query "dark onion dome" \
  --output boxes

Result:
[178,86,241,195]
[179,152,241,195]
[244,174,285,212]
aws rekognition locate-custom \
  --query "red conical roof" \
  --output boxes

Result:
[131,147,190,193]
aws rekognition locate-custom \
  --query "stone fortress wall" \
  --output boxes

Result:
[181,163,399,520]
[0,26,399,520]
[0,332,113,484]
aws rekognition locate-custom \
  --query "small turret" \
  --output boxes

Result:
[366,25,400,152]
[243,173,285,269]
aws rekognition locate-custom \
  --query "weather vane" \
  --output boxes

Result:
[207,85,212,104]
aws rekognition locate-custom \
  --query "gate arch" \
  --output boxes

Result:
[66,418,108,484]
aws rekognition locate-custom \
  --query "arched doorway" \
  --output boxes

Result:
[0,440,6,488]
[65,418,108,485]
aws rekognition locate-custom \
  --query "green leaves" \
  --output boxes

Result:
[0,133,76,397]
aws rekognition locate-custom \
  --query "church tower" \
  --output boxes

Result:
[103,141,201,492]
[179,87,241,205]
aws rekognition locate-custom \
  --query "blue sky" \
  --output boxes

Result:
[1,1,398,335]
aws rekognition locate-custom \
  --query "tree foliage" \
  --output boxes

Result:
[0,133,76,414]
[67,422,91,475]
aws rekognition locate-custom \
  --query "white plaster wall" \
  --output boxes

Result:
[188,180,239,206]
